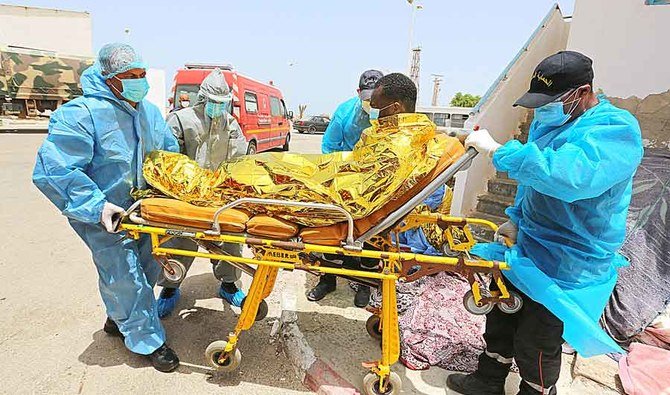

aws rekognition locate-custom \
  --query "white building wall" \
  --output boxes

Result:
[567,0,670,98]
[146,69,167,119]
[451,5,570,215]
[0,4,92,56]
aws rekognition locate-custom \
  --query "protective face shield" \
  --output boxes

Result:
[361,100,372,114]
[113,76,150,103]
[205,101,227,118]
[533,88,583,127]
[368,102,397,121]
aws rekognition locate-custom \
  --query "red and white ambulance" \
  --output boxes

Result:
[171,64,292,154]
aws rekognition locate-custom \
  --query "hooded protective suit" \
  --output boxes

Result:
[472,96,643,357]
[32,63,179,355]
[167,69,247,169]
[159,69,245,293]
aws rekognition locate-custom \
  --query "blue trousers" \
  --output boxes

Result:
[70,220,166,355]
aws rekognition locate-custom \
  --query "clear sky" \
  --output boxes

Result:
[13,0,574,115]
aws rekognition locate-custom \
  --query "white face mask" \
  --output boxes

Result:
[180,101,190,108]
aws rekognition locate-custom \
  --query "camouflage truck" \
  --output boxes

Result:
[0,46,93,118]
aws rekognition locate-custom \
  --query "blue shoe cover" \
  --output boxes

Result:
[219,284,246,307]
[157,288,181,318]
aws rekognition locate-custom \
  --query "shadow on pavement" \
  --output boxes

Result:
[79,272,305,392]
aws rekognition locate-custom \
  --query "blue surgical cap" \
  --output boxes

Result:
[97,43,147,79]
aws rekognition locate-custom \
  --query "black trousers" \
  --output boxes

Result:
[478,282,564,395]
[319,255,378,286]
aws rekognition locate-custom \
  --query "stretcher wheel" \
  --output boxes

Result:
[163,259,186,283]
[363,371,401,395]
[365,314,382,340]
[463,290,494,315]
[497,290,523,314]
[441,243,461,258]
[205,340,241,371]
[240,298,269,321]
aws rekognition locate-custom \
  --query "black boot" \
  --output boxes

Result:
[354,285,371,308]
[306,275,336,301]
[148,344,180,372]
[103,317,123,338]
[446,372,505,395]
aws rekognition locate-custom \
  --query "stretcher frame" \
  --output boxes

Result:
[118,147,521,395]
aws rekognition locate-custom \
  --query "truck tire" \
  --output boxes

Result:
[281,133,290,151]
[247,141,257,155]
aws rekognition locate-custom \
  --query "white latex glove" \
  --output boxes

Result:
[495,220,518,245]
[464,129,502,158]
[100,202,126,233]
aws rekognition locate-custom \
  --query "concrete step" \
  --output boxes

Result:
[468,211,509,242]
[476,193,515,219]
[487,178,518,198]
[496,171,510,180]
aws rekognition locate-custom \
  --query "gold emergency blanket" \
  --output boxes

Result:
[143,113,462,227]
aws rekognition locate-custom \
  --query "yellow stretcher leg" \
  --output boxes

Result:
[234,263,275,333]
[377,273,400,391]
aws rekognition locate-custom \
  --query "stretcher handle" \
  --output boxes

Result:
[446,127,473,144]
[207,198,360,249]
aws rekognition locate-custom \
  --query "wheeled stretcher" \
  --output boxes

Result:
[118,146,522,395]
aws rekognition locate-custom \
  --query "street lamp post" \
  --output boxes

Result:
[407,1,423,74]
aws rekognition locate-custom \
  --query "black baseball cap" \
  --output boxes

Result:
[358,69,384,100]
[514,51,594,108]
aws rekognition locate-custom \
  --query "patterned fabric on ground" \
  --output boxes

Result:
[370,272,485,371]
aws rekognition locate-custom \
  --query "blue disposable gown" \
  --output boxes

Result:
[321,97,371,153]
[32,64,179,355]
[472,96,643,357]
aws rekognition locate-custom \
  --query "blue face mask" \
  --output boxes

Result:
[205,101,227,118]
[534,90,581,127]
[368,102,396,121]
[114,76,149,103]
[368,107,380,121]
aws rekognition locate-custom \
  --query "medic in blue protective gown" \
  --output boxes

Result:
[321,96,372,153]
[32,52,179,356]
[448,51,643,395]
[472,96,643,356]
[309,70,385,305]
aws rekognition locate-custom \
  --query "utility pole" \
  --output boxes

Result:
[409,47,421,99]
[431,74,443,106]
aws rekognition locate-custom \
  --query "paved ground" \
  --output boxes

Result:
[0,131,620,394]
[0,132,319,395]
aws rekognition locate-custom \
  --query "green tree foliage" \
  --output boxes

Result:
[450,92,481,108]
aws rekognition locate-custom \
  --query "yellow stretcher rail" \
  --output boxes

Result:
[118,208,519,395]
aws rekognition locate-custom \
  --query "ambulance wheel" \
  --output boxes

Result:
[247,141,257,155]
[240,298,269,321]
[205,341,241,371]
[308,125,317,134]
[463,290,494,315]
[163,259,186,283]
[498,290,523,314]
[365,314,382,340]
[281,133,290,151]
[363,372,401,395]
